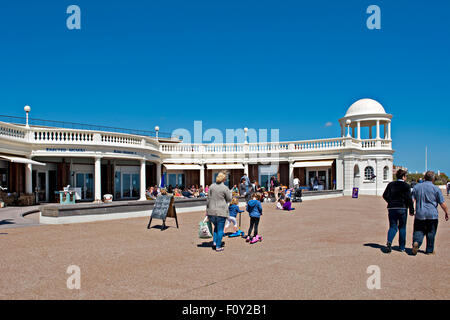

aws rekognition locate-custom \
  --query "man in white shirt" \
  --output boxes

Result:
[293,177,300,189]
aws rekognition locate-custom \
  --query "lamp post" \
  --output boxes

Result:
[24,105,31,128]
[244,127,248,144]
[155,125,159,139]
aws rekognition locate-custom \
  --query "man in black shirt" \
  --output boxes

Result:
[382,169,414,253]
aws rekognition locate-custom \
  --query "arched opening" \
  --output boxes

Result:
[383,166,389,181]
[353,164,360,188]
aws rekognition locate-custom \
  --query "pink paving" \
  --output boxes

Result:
[0,195,449,300]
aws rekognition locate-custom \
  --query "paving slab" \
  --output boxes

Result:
[0,195,449,300]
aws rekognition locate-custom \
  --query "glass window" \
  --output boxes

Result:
[258,165,278,190]
[364,166,375,181]
[168,174,177,187]
[177,174,185,187]
[383,166,389,180]
[115,171,121,199]
[85,174,94,199]
[0,168,8,189]
[123,173,131,198]
[131,174,140,197]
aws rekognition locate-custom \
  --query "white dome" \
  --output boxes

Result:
[345,98,386,117]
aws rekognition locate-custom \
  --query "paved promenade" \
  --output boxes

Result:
[0,195,449,300]
[0,206,40,229]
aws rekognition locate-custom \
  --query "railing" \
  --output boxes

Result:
[361,139,377,149]
[292,138,344,150]
[0,122,26,140]
[0,119,392,154]
[33,130,94,142]
[0,114,176,139]
[101,134,141,145]
[160,137,392,154]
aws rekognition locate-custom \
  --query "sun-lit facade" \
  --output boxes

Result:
[0,98,394,204]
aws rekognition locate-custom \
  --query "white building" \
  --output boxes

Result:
[0,98,394,203]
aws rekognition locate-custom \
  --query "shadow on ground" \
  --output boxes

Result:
[364,243,421,255]
[197,241,226,249]
[0,219,15,226]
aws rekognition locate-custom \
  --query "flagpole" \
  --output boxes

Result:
[425,146,427,172]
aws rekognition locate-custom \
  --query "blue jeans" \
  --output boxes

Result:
[208,215,226,249]
[413,219,438,253]
[387,208,407,250]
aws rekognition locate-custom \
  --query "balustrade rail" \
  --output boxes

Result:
[0,119,392,154]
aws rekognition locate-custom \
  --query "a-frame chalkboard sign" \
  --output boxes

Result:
[147,194,179,230]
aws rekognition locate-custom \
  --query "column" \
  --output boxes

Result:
[336,159,344,191]
[139,159,146,201]
[343,158,355,196]
[25,163,32,194]
[244,162,249,176]
[369,126,372,139]
[45,171,49,202]
[156,163,161,188]
[357,121,361,140]
[288,161,294,188]
[200,164,205,187]
[388,121,391,140]
[376,120,380,139]
[94,157,101,202]
[341,125,344,137]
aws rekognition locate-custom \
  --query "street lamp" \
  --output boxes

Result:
[346,119,352,137]
[244,127,248,144]
[155,125,159,139]
[24,105,31,128]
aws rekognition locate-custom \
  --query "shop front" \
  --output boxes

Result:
[114,165,141,200]
[0,159,8,191]
[205,164,244,188]
[292,160,335,190]
[163,164,201,189]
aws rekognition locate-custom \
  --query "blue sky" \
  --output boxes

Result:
[0,1,449,174]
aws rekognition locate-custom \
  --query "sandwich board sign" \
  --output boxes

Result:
[352,187,359,198]
[147,194,179,230]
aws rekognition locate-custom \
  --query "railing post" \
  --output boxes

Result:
[93,133,101,143]
[376,139,382,148]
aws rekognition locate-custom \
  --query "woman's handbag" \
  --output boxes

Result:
[198,216,213,238]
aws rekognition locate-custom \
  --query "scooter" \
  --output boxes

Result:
[227,211,246,238]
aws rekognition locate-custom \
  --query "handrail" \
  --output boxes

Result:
[0,114,176,139]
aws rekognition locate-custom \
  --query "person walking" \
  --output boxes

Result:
[273,177,281,202]
[382,169,414,253]
[245,193,263,244]
[447,180,450,196]
[240,173,251,194]
[206,172,232,252]
[293,176,300,189]
[411,171,449,255]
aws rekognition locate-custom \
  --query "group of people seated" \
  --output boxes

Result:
[146,185,209,200]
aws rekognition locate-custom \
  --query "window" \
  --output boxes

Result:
[383,166,389,181]
[364,166,375,181]
[168,173,185,188]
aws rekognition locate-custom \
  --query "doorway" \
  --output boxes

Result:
[307,169,329,190]
[75,173,94,200]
